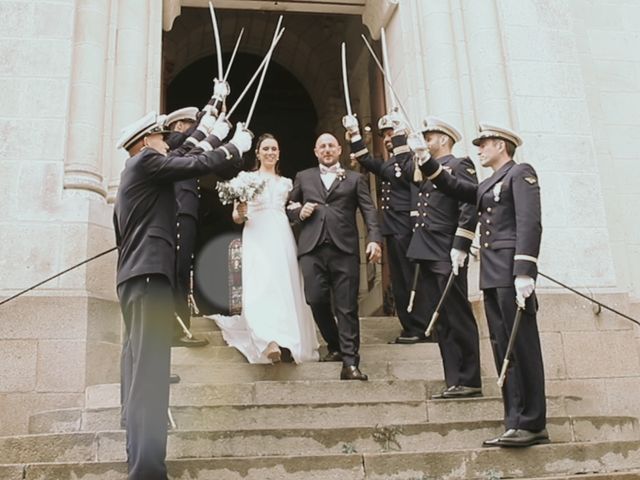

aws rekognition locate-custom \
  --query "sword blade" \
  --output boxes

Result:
[245,16,283,128]
[361,34,415,132]
[209,1,224,80]
[341,42,353,116]
[223,27,244,83]
[380,27,398,111]
[425,270,456,337]
[227,27,285,118]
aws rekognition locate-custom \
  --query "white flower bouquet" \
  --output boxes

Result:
[216,171,266,205]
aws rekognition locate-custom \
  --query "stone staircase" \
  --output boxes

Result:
[2,315,640,479]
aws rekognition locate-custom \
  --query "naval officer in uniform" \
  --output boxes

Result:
[343,111,429,343]
[414,123,548,447]
[114,110,252,479]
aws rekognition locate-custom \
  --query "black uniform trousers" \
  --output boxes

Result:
[118,275,173,480]
[483,288,546,431]
[299,244,361,367]
[418,260,481,388]
[174,213,198,333]
[385,232,427,336]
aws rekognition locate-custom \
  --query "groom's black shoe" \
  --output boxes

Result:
[321,351,343,362]
[392,335,430,344]
[340,365,368,381]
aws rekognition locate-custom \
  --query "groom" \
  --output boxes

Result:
[289,133,382,381]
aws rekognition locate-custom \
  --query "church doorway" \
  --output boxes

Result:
[162,7,386,314]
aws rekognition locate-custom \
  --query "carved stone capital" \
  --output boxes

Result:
[362,0,399,40]
[163,0,182,31]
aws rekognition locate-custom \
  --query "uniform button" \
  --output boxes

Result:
[176,222,180,227]
[486,219,491,224]
[421,223,425,227]
[415,223,419,228]
[484,242,489,248]
[417,202,421,207]
[426,193,430,198]
[486,231,490,235]
[177,233,181,239]
[478,211,482,216]
[176,245,181,251]
[487,207,493,213]
[325,203,330,207]
[418,192,423,197]
[422,212,426,217]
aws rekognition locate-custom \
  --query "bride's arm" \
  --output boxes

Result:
[232,200,246,224]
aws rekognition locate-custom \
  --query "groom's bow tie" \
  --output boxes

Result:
[319,164,339,175]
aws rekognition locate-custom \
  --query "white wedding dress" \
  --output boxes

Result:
[209,172,320,363]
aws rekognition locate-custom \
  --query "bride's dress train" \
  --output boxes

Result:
[209,173,319,363]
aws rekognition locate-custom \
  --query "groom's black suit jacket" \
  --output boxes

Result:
[288,167,382,256]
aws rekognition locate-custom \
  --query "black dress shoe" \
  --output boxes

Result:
[321,351,343,362]
[391,335,430,344]
[482,429,515,447]
[340,365,368,381]
[496,428,550,447]
[169,374,181,384]
[172,334,209,348]
[442,385,482,399]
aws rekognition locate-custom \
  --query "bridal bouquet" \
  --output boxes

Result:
[216,171,266,205]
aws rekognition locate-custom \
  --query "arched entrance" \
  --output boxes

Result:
[162,7,387,314]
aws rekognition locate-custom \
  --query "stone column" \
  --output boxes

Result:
[415,0,463,128]
[460,0,513,126]
[106,0,151,202]
[63,0,112,199]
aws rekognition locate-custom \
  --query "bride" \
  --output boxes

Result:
[209,134,320,364]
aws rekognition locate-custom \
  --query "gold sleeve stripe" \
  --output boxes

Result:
[455,228,476,240]
[393,145,410,155]
[350,134,363,143]
[354,148,368,158]
[514,254,538,264]
[426,164,443,180]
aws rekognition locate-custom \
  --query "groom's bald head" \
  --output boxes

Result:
[314,133,342,167]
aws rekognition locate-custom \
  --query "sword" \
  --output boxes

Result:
[227,26,285,118]
[341,42,353,116]
[380,27,398,111]
[223,27,244,83]
[497,304,525,388]
[188,268,200,316]
[361,34,417,133]
[425,270,456,337]
[175,313,194,340]
[245,15,283,129]
[208,1,224,81]
[407,263,420,313]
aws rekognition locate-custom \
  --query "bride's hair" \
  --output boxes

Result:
[254,133,281,175]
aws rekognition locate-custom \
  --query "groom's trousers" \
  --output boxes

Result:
[300,243,361,366]
[118,274,172,480]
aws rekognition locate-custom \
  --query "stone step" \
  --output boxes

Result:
[170,359,448,384]
[170,342,442,365]
[5,440,640,479]
[85,379,503,409]
[3,416,638,464]
[29,395,578,434]
[524,473,640,480]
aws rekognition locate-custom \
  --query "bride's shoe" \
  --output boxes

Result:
[266,341,281,363]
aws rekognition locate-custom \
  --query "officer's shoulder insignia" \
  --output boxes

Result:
[523,176,538,185]
[466,167,476,175]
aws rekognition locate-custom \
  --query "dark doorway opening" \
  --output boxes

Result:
[166,52,318,314]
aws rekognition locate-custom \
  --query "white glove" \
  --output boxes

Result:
[450,248,467,276]
[387,109,406,132]
[211,114,230,141]
[229,122,253,154]
[342,114,360,135]
[197,112,217,135]
[213,78,230,101]
[407,132,428,160]
[514,275,535,308]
